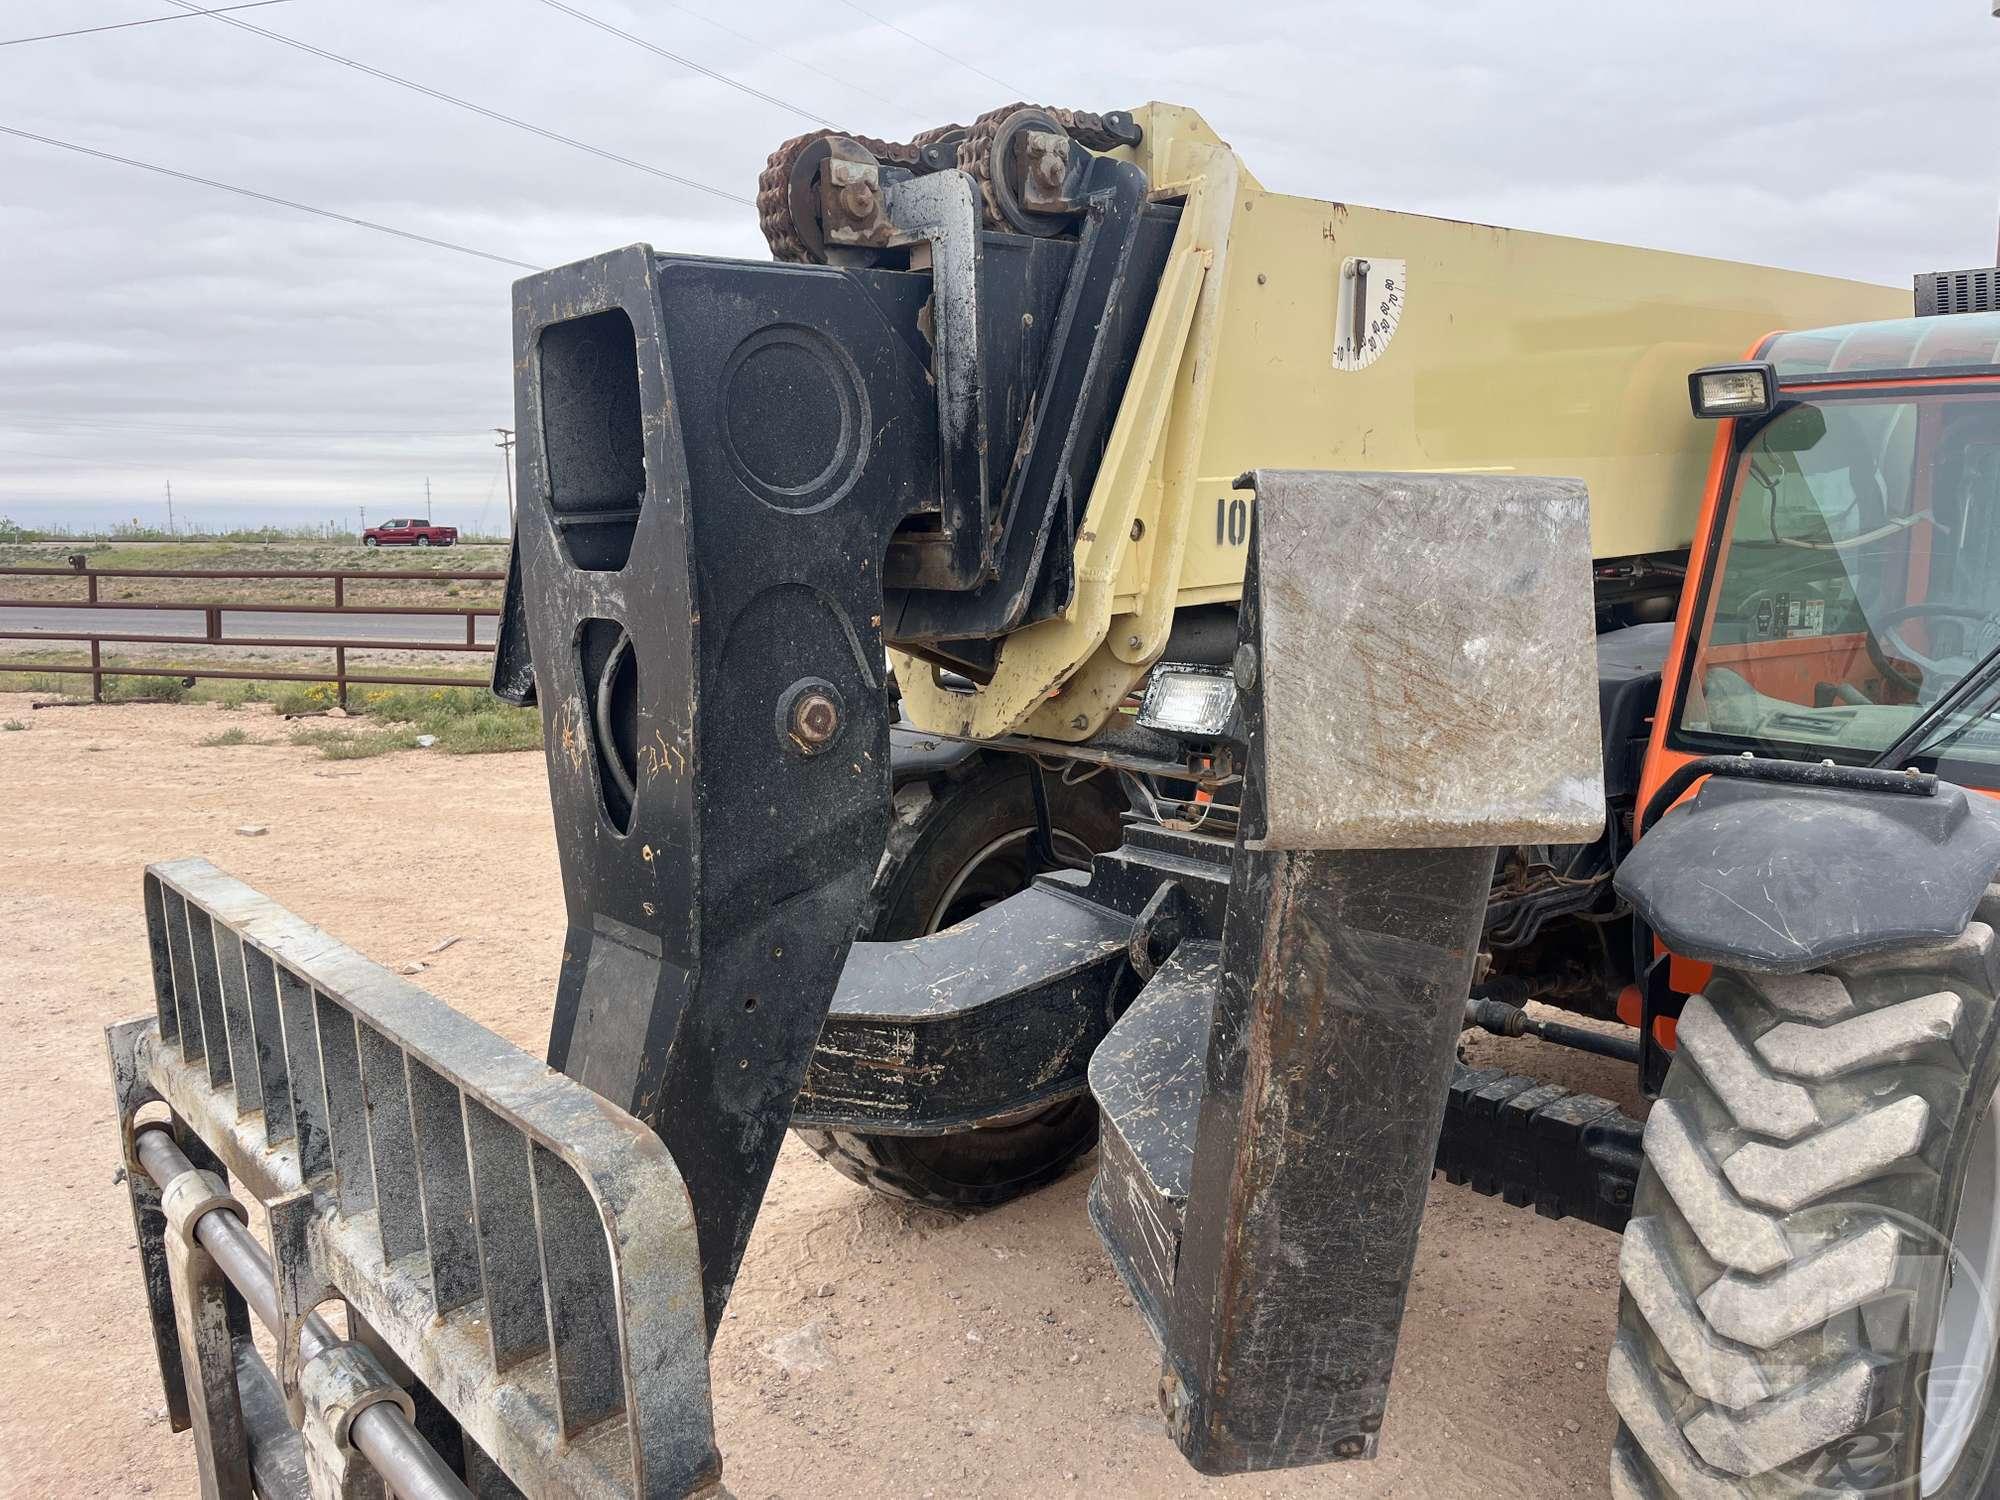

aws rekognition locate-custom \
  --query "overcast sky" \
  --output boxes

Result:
[1,0,1996,534]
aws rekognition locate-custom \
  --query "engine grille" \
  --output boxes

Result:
[1916,266,2000,317]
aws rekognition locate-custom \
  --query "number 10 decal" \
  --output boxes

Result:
[1216,494,1251,546]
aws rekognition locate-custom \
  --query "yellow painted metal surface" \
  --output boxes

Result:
[895,104,1908,742]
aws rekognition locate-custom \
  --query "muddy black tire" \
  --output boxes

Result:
[798,756,1125,1210]
[1611,889,2000,1497]
[799,1097,1102,1210]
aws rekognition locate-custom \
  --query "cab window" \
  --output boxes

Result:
[1671,387,2000,779]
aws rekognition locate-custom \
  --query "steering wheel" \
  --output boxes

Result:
[1869,602,1999,697]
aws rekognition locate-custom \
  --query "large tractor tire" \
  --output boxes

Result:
[797,755,1125,1209]
[1610,891,2000,1498]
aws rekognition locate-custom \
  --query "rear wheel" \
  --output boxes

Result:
[1610,890,2000,1497]
[416,535,432,547]
[797,756,1125,1209]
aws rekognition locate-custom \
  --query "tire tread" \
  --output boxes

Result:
[1610,918,2000,1495]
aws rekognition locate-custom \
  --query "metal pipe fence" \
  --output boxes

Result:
[0,562,506,706]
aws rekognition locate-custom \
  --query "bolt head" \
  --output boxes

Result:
[1233,642,1259,692]
[792,691,840,746]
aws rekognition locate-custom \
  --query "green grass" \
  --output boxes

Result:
[207,680,270,710]
[3,662,276,703]
[10,672,70,695]
[423,706,541,754]
[100,674,190,703]
[268,682,338,716]
[286,685,540,759]
[198,727,253,747]
[4,657,536,758]
[2,719,25,731]
[289,726,410,760]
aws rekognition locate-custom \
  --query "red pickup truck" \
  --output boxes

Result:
[362,517,458,548]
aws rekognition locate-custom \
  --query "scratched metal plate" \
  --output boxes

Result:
[1245,469,1604,850]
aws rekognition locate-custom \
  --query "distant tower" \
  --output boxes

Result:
[496,428,516,522]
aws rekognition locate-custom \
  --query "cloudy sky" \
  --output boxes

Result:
[1,0,1995,534]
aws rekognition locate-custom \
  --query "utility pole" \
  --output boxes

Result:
[495,428,516,522]
[424,476,432,517]
[165,479,174,538]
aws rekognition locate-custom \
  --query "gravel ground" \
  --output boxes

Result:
[0,691,1644,1499]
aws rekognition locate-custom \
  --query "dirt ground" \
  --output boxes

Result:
[0,691,1645,1499]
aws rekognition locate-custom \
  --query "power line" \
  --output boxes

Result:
[0,442,204,473]
[10,415,494,439]
[532,0,829,127]
[651,0,931,125]
[825,0,1024,97]
[0,124,540,269]
[0,0,291,48]
[161,0,751,207]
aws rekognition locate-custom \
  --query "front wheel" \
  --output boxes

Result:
[1611,893,2000,1497]
[363,536,379,548]
[797,1098,1100,1210]
[799,756,1125,1209]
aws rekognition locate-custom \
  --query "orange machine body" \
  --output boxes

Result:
[1622,315,2000,1046]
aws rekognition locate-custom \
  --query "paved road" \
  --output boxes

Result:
[0,604,496,645]
[5,539,507,549]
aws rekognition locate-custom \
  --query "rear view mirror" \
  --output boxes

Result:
[1756,402,1829,454]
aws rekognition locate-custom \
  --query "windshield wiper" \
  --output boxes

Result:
[1875,637,2000,771]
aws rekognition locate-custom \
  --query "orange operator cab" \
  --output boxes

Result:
[1623,305,2000,1053]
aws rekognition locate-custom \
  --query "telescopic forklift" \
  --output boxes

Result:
[103,102,2000,1498]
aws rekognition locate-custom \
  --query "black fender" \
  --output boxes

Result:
[1615,772,2000,973]
[888,724,986,783]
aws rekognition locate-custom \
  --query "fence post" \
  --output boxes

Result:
[336,646,348,710]
[88,571,103,702]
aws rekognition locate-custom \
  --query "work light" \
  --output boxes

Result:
[1688,363,1777,419]
[1137,665,1238,736]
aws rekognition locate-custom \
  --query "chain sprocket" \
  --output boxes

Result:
[758,107,1138,260]
[956,104,1141,232]
[757,124,964,263]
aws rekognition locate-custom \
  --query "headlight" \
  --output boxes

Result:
[1688,363,1777,419]
[1137,664,1237,736]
